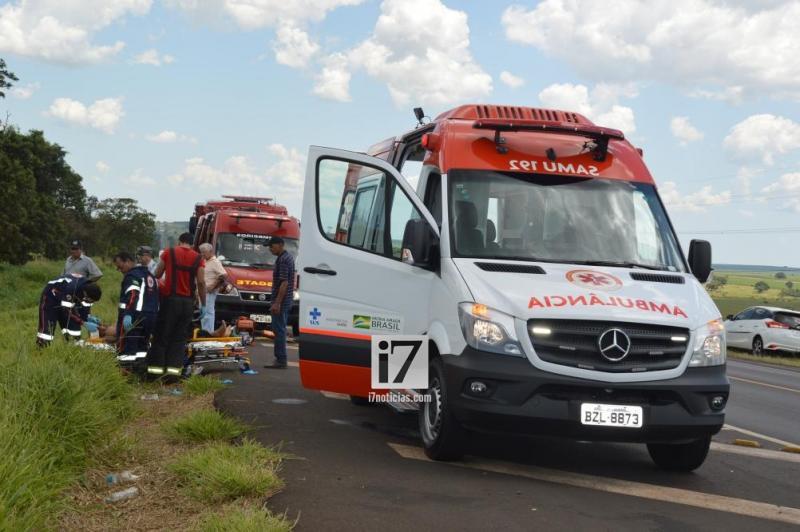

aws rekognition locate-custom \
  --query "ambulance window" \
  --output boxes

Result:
[633,191,659,263]
[423,173,442,226]
[389,182,423,259]
[317,158,387,255]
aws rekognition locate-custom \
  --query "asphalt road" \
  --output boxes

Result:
[215,344,800,531]
[725,357,800,447]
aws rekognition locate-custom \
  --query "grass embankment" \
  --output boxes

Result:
[710,270,800,317]
[0,259,291,531]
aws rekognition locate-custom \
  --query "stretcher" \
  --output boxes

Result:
[185,332,253,372]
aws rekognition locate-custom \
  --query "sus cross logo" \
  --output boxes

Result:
[566,270,623,291]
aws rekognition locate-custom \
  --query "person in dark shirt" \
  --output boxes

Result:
[113,251,159,370]
[263,236,294,369]
[36,276,102,347]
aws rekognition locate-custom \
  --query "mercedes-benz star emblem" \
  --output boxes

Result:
[598,328,632,362]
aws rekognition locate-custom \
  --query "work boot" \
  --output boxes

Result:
[263,361,287,369]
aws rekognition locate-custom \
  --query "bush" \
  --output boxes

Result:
[194,505,293,532]
[776,272,787,279]
[754,281,770,293]
[169,439,283,502]
[163,409,249,444]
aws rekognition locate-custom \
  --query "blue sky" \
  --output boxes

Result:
[2,0,800,266]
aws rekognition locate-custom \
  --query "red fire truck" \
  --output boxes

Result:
[190,196,300,332]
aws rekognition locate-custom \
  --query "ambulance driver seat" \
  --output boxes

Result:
[455,201,484,254]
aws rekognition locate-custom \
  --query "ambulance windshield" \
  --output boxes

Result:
[448,170,685,272]
[216,233,298,269]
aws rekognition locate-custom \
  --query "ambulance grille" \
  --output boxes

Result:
[475,262,545,274]
[528,319,689,373]
[629,272,685,284]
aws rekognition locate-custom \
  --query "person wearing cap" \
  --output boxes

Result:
[137,246,159,276]
[63,240,103,322]
[264,236,294,369]
[113,251,160,371]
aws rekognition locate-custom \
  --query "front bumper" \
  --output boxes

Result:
[443,347,729,444]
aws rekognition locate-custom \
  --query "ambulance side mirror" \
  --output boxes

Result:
[688,239,712,283]
[401,218,439,271]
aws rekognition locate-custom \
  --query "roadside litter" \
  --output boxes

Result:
[105,486,139,503]
[169,388,183,396]
[140,393,159,401]
[221,379,234,384]
[241,369,258,376]
[106,471,140,485]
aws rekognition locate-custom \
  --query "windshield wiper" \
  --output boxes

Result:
[573,260,668,271]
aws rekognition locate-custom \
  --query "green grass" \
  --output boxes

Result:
[183,374,227,396]
[163,409,249,444]
[0,259,134,530]
[709,270,800,317]
[728,350,800,368]
[193,505,294,532]
[169,439,284,503]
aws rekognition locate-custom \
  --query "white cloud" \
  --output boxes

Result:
[128,168,156,186]
[96,161,110,173]
[168,144,306,209]
[762,172,800,212]
[723,114,800,165]
[134,48,175,66]
[687,86,744,105]
[659,181,731,212]
[145,130,197,143]
[538,82,637,133]
[10,81,40,99]
[273,23,319,68]
[318,0,492,106]
[0,0,152,64]
[46,97,124,134]
[499,71,524,89]
[502,0,800,99]
[168,0,363,30]
[670,116,703,145]
[313,53,351,102]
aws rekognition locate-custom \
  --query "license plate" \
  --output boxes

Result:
[250,314,272,324]
[580,403,643,428]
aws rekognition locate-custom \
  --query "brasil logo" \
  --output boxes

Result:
[353,315,371,329]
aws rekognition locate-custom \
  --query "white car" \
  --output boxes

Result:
[725,306,800,355]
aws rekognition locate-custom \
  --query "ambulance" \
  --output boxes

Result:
[297,105,729,471]
[191,196,300,332]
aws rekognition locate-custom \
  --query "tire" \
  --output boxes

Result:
[419,357,465,461]
[349,395,372,406]
[752,336,764,356]
[647,436,711,472]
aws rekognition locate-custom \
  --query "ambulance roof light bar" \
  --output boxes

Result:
[222,195,274,204]
[473,119,625,162]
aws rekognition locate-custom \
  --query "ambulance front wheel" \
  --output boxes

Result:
[420,357,464,461]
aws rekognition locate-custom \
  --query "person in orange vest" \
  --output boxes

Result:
[147,233,206,380]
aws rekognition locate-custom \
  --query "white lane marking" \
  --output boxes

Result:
[729,375,800,395]
[321,391,349,400]
[722,424,799,449]
[388,443,800,526]
[711,442,800,463]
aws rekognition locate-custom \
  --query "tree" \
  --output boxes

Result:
[0,58,18,99]
[775,272,787,279]
[788,281,794,290]
[0,126,88,263]
[86,198,156,257]
[754,281,770,293]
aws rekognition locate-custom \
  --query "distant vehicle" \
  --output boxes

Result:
[725,306,800,355]
[191,196,300,333]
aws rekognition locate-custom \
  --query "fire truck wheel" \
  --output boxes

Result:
[647,436,711,472]
[420,357,464,461]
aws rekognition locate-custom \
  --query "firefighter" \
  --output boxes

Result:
[36,275,102,347]
[113,251,159,371]
[147,232,206,380]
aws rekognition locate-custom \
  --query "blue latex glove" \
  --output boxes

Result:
[87,315,102,325]
[122,315,133,332]
[84,321,98,333]
[198,305,206,320]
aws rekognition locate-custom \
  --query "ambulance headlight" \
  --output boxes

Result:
[689,319,726,367]
[458,302,523,356]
